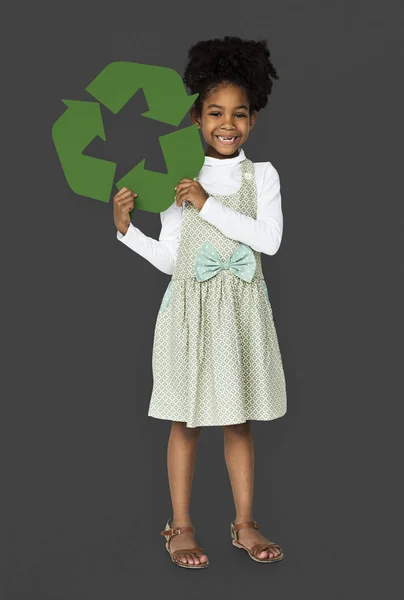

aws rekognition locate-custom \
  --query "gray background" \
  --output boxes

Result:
[2,0,403,598]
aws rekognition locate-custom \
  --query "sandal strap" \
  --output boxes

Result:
[171,546,205,559]
[250,542,281,557]
[160,525,194,538]
[233,520,259,533]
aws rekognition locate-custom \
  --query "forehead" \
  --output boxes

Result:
[204,85,249,110]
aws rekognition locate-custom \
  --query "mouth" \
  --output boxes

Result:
[215,135,240,146]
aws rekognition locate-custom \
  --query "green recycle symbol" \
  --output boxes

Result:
[52,62,206,214]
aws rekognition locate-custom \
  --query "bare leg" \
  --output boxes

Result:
[166,421,208,565]
[223,422,281,559]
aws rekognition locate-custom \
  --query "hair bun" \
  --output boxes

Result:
[183,35,279,116]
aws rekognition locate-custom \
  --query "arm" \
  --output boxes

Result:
[198,163,283,255]
[116,201,183,275]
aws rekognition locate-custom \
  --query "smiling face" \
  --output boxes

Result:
[191,84,257,159]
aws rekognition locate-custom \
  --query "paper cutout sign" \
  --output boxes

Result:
[52,61,205,214]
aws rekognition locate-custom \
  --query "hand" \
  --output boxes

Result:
[113,186,137,235]
[175,178,209,210]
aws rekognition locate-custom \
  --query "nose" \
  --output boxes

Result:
[221,115,238,128]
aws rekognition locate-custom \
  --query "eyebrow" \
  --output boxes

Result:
[207,104,249,110]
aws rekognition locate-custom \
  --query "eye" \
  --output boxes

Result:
[209,112,247,118]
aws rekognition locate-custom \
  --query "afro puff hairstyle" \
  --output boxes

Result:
[183,35,279,118]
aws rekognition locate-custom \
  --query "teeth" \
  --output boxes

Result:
[217,136,237,141]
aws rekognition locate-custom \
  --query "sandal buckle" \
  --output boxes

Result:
[172,527,181,535]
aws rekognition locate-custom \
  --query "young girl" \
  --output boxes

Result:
[114,35,287,569]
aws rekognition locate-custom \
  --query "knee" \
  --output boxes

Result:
[222,421,251,435]
[172,421,201,436]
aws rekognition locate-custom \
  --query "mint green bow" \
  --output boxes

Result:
[194,241,256,283]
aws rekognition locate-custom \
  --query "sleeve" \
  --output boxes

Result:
[116,200,183,275]
[198,162,283,255]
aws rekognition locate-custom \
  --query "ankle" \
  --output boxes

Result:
[171,516,194,528]
[234,516,254,525]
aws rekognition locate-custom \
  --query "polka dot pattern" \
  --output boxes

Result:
[148,158,287,428]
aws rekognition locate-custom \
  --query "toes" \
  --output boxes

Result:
[173,546,208,566]
[180,552,208,565]
[184,554,192,564]
[179,553,188,564]
[257,547,280,559]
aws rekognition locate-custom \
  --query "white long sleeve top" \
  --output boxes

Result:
[116,147,283,275]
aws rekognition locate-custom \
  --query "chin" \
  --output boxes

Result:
[214,141,241,153]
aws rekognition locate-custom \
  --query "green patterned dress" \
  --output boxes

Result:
[148,157,287,428]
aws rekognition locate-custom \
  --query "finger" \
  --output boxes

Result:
[116,186,131,197]
[175,183,192,204]
[117,190,137,202]
[177,191,193,206]
[175,182,193,193]
[122,196,136,209]
[119,198,136,215]
[174,182,191,191]
[175,192,188,207]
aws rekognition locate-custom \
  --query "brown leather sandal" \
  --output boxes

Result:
[230,520,284,563]
[160,517,209,569]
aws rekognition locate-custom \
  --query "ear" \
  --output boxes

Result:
[249,111,257,130]
[190,106,201,129]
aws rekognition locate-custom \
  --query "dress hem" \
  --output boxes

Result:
[147,410,287,429]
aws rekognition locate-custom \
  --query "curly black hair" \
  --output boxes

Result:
[183,35,279,117]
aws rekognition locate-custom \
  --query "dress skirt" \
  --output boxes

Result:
[148,273,287,428]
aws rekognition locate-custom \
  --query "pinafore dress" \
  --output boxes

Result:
[148,157,287,428]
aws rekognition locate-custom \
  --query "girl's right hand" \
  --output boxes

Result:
[113,187,137,236]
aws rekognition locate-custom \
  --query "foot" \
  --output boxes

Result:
[168,520,209,566]
[234,521,282,560]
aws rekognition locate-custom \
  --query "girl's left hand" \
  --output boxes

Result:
[175,178,209,210]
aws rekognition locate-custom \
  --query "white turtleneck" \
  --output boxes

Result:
[116,147,283,275]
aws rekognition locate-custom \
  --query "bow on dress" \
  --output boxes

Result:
[194,241,256,283]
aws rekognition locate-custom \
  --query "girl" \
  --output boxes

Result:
[114,36,287,569]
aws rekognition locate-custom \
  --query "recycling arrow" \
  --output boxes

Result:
[52,61,205,213]
[52,100,116,203]
[86,61,199,127]
[116,123,204,213]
